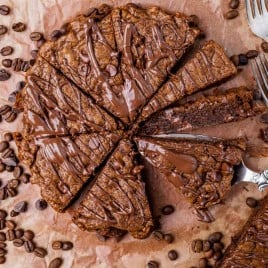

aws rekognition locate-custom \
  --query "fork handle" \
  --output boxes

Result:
[251,170,268,191]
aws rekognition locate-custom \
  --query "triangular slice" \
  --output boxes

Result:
[217,194,268,268]
[140,87,266,135]
[139,40,237,122]
[15,132,120,212]
[135,136,245,222]
[72,139,154,239]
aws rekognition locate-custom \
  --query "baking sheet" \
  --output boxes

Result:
[0,0,268,267]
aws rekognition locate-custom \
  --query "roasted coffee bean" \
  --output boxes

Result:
[147,260,159,268]
[49,258,63,268]
[2,59,12,68]
[30,49,39,59]
[260,113,268,123]
[0,5,10,15]
[20,173,30,184]
[0,163,5,172]
[6,220,16,229]
[13,166,23,179]
[204,249,214,259]
[152,230,164,241]
[213,242,224,252]
[0,256,5,264]
[246,50,258,59]
[30,32,43,41]
[0,25,7,35]
[50,30,63,41]
[35,199,48,210]
[246,197,258,208]
[192,239,203,253]
[261,41,268,53]
[164,233,174,244]
[208,232,223,243]
[0,242,6,249]
[24,240,35,253]
[12,58,23,72]
[23,230,34,241]
[199,257,208,268]
[84,7,97,17]
[14,201,27,213]
[10,210,19,217]
[0,188,6,200]
[0,46,13,56]
[34,247,47,258]
[0,249,6,257]
[168,250,178,261]
[16,81,26,92]
[6,229,15,241]
[21,61,30,72]
[1,148,13,158]
[161,205,175,215]
[36,38,46,48]
[213,251,222,261]
[13,238,24,247]
[15,229,24,238]
[202,240,211,252]
[6,165,15,172]
[8,179,20,189]
[188,15,199,27]
[0,232,6,241]
[0,105,11,115]
[62,241,73,250]
[52,240,63,250]
[29,59,35,66]
[6,187,17,197]
[12,22,26,32]
[4,132,13,142]
[224,10,239,19]
[0,69,11,81]
[4,110,17,123]
[0,220,5,230]
[0,142,9,153]
[238,54,248,65]
[229,0,240,9]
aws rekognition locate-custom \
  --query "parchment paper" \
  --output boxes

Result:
[0,0,268,267]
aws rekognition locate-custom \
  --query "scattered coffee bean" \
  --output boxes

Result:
[0,232,6,241]
[246,197,258,208]
[202,240,211,252]
[13,166,23,179]
[2,59,12,68]
[0,69,11,81]
[52,241,63,250]
[0,256,5,264]
[30,32,43,41]
[213,251,222,261]
[14,201,27,213]
[0,105,11,116]
[20,173,30,184]
[152,230,164,241]
[0,25,7,35]
[34,247,47,258]
[21,60,30,72]
[168,250,178,261]
[15,229,24,238]
[164,233,174,244]
[204,249,214,259]
[30,49,39,59]
[23,230,34,241]
[6,165,15,172]
[6,187,17,197]
[6,229,15,241]
[2,148,13,158]
[0,188,6,200]
[35,199,48,210]
[4,110,17,122]
[62,241,73,250]
[24,240,35,253]
[161,205,174,215]
[0,142,9,153]
[0,46,13,56]
[49,257,63,268]
[188,15,199,27]
[208,232,223,243]
[199,257,208,268]
[192,239,203,253]
[246,50,258,59]
[12,22,26,32]
[5,220,16,229]
[16,81,26,92]
[0,220,5,230]
[12,58,23,72]
[261,41,268,53]
[147,260,159,268]
[29,59,35,66]
[36,38,46,48]
[50,30,63,41]
[0,210,7,220]
[10,210,19,217]
[0,5,10,15]
[224,10,239,20]
[13,238,24,247]
[8,178,20,189]
[0,248,6,257]
[0,242,6,249]
[238,54,248,65]
[0,163,5,172]
[213,242,224,252]
[260,113,268,123]
[4,132,13,142]
[229,0,240,9]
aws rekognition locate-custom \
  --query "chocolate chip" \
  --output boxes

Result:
[0,141,9,153]
[0,25,8,35]
[229,0,240,9]
[204,249,214,259]
[62,241,73,250]
[12,58,23,72]
[202,240,211,252]
[0,220,5,230]
[30,32,43,41]
[12,22,26,32]
[34,247,47,258]
[213,251,222,261]
[168,250,178,261]
[2,59,12,68]
[224,10,239,19]
[260,113,268,123]
[48,257,63,268]
[6,229,15,241]
[35,199,48,210]
[213,242,224,252]
[161,205,175,215]
[10,210,19,217]
[147,260,159,268]
[13,238,24,247]
[20,173,30,184]
[13,166,23,179]
[246,197,258,208]
[0,105,12,115]
[208,232,223,243]
[191,239,203,253]
[0,232,6,241]
[52,241,63,250]
[0,46,13,56]
[261,41,268,53]
[50,30,63,41]
[15,229,24,238]
[4,110,17,122]
[199,257,208,268]
[152,230,164,241]
[246,50,258,59]
[164,233,174,244]
[0,242,6,249]
[0,163,5,173]
[24,240,35,253]
[5,220,16,229]
[0,5,10,15]
[4,132,13,142]
[14,201,27,213]
[0,69,11,81]
[238,54,248,65]
[0,256,5,264]
[30,50,39,59]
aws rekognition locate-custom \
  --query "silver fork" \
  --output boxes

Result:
[245,0,268,39]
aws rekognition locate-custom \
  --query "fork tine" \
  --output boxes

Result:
[253,0,261,17]
[245,0,254,21]
[260,0,268,14]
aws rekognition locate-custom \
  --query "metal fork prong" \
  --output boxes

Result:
[260,0,268,14]
[253,0,261,17]
[260,53,268,75]
[246,0,254,22]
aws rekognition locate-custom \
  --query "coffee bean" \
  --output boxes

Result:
[208,232,223,243]
[229,0,240,9]
[23,230,34,241]
[52,241,63,250]
[0,105,11,115]
[192,239,203,253]
[6,187,17,197]
[4,132,13,142]
[238,54,248,65]
[0,5,10,15]
[49,257,63,268]
[0,142,9,153]
[5,220,16,229]
[0,220,5,230]
[246,197,258,208]
[30,32,43,41]
[0,232,6,241]
[16,81,26,92]
[8,179,20,189]
[0,25,7,35]
[62,241,73,250]
[0,249,6,257]
[60,23,68,35]
[20,173,30,184]
[29,59,35,66]
[13,166,23,179]
[12,58,23,72]
[0,256,5,264]
[224,10,239,19]
[2,59,12,68]
[34,247,47,258]
[36,38,46,48]
[12,22,26,32]
[0,69,11,81]
[204,249,214,259]
[84,7,97,17]
[15,229,24,238]
[6,165,15,172]
[13,238,24,247]
[199,257,208,268]
[0,188,6,200]
[10,210,19,217]
[213,251,222,261]
[5,110,17,122]
[152,230,164,241]
[261,41,268,53]
[6,229,15,241]
[246,50,258,59]
[50,30,63,41]
[0,242,6,249]
[0,46,13,56]
[161,205,174,215]
[24,240,35,253]
[147,260,159,268]
[213,242,224,252]
[0,163,5,173]
[1,148,13,158]
[202,240,211,252]
[164,233,174,244]
[168,250,178,261]
[35,199,48,210]
[30,50,39,59]
[21,61,30,72]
